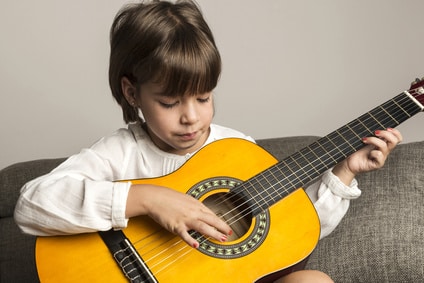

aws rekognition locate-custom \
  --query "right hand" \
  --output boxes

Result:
[126,184,232,248]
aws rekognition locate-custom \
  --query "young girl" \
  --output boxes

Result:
[14,1,402,282]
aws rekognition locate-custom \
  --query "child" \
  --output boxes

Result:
[14,1,402,282]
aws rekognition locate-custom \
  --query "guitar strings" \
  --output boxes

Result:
[130,89,422,277]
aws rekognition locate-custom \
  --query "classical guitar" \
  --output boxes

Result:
[36,78,424,283]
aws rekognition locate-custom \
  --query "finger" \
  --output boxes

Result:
[368,149,385,168]
[374,129,401,151]
[386,128,403,144]
[197,208,232,236]
[190,220,229,244]
[178,218,229,248]
[363,136,388,153]
[178,229,200,249]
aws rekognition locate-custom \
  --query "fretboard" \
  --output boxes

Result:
[235,91,423,216]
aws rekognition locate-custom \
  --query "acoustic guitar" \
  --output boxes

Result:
[36,78,424,282]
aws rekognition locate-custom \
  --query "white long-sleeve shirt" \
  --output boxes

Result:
[14,123,361,238]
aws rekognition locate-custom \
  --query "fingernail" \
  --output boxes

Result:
[375,130,381,135]
[387,128,394,131]
[192,242,199,249]
[362,137,368,142]
[228,230,233,236]
[220,235,228,242]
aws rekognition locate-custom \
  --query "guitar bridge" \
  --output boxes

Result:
[99,229,158,283]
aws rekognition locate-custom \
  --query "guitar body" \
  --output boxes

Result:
[36,138,320,282]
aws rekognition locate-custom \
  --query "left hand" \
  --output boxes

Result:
[332,128,403,185]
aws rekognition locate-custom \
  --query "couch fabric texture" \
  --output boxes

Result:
[1,136,423,282]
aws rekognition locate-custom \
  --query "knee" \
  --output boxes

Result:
[274,270,334,283]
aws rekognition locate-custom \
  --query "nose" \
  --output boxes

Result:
[180,100,199,125]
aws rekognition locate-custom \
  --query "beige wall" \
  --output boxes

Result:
[1,0,423,169]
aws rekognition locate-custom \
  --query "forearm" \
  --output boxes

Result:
[14,175,131,236]
[125,183,160,218]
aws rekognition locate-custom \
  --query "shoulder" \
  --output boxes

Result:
[209,124,255,143]
[88,123,143,154]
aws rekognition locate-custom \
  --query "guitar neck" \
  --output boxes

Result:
[236,91,423,216]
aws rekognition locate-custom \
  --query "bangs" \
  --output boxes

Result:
[146,31,221,97]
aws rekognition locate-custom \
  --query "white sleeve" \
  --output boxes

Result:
[305,169,361,239]
[14,135,132,236]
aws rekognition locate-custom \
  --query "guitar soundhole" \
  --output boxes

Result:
[203,192,252,241]
[188,177,270,259]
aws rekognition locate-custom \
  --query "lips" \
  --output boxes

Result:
[178,132,197,141]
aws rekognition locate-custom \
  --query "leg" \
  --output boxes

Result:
[274,270,334,283]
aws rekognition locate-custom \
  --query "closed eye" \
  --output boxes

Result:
[159,101,178,108]
[197,96,210,103]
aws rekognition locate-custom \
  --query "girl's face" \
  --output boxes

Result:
[136,81,214,155]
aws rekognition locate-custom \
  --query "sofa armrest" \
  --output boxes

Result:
[0,158,66,282]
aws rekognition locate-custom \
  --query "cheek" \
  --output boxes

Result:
[143,108,168,127]
[200,99,215,118]
[139,103,163,126]
[206,103,215,120]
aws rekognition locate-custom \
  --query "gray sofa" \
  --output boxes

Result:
[1,136,423,282]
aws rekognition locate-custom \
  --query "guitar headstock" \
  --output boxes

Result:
[409,77,424,110]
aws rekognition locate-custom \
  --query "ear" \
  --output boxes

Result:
[121,77,138,107]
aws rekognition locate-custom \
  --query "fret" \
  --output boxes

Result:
[292,153,319,182]
[353,116,373,137]
[329,131,353,158]
[380,105,399,124]
[256,170,279,207]
[297,150,321,177]
[243,91,423,215]
[368,111,386,129]
[240,178,268,215]
[270,161,296,190]
[335,129,357,151]
[359,112,381,133]
[247,178,268,209]
[392,97,413,118]
[344,124,362,140]
[265,170,284,203]
[305,143,331,167]
[280,156,303,185]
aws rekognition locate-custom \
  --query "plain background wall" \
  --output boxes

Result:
[1,0,423,170]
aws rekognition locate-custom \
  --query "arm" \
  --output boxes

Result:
[14,148,131,236]
[14,131,134,236]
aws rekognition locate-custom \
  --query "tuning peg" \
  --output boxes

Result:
[411,78,422,85]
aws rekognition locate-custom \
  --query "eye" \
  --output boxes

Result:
[197,96,210,103]
[159,101,178,108]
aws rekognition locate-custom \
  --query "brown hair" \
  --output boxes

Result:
[109,0,221,123]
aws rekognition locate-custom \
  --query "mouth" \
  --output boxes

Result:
[178,132,197,141]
